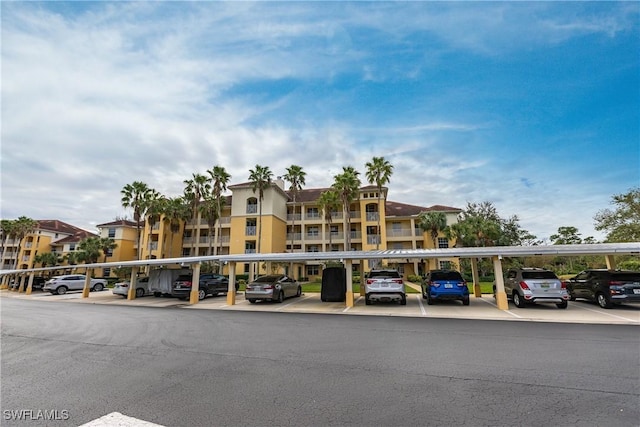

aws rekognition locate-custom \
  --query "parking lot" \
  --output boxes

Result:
[2,288,639,325]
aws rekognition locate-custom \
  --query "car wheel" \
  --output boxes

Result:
[426,293,434,305]
[135,288,144,298]
[513,291,526,308]
[556,300,568,309]
[153,292,161,298]
[56,286,68,295]
[198,290,206,300]
[296,286,302,297]
[365,295,371,305]
[400,295,407,306]
[277,291,284,303]
[422,290,428,300]
[568,291,576,301]
[462,296,470,306]
[93,283,104,292]
[248,299,256,304]
[596,292,613,309]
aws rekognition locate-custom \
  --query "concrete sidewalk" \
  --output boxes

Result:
[2,288,639,325]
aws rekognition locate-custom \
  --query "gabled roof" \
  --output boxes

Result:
[50,230,99,246]
[37,220,89,236]
[96,219,139,228]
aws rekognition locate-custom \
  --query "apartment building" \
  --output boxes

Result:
[135,179,461,280]
[0,220,96,271]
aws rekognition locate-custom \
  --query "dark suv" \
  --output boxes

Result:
[171,273,233,301]
[422,270,469,305]
[564,269,640,309]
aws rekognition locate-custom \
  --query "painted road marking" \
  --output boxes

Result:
[79,412,164,426]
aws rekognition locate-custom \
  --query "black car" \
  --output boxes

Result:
[10,276,46,291]
[171,273,234,301]
[564,269,640,309]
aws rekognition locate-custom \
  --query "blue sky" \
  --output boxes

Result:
[1,1,638,242]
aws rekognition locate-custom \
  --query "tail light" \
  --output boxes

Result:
[561,282,567,289]
[608,281,624,286]
[429,281,440,288]
[263,285,274,290]
[121,284,129,288]
[366,279,374,284]
[457,281,467,287]
[181,281,192,287]
[519,281,530,290]
[393,279,403,285]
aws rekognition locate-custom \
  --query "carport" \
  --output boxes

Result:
[1,242,638,311]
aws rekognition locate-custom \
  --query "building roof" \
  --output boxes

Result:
[37,220,90,235]
[96,219,139,228]
[50,230,99,246]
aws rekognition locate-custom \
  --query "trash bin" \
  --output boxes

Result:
[321,267,346,302]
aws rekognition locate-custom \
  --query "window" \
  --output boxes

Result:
[244,263,250,273]
[103,268,111,277]
[307,245,319,252]
[438,238,449,248]
[246,198,258,214]
[307,265,319,276]
[108,228,116,238]
[307,226,319,236]
[69,243,76,251]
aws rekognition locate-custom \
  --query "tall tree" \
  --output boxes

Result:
[143,191,164,259]
[121,181,155,260]
[332,167,361,251]
[365,156,393,250]
[284,165,306,253]
[317,189,341,250]
[183,173,212,256]
[594,187,640,242]
[550,226,582,245]
[34,252,60,269]
[98,237,118,263]
[77,236,102,264]
[418,211,448,249]
[161,197,191,258]
[199,196,218,256]
[447,202,503,248]
[248,164,273,254]
[12,216,38,269]
[208,166,231,256]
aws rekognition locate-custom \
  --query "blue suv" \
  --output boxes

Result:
[422,270,469,306]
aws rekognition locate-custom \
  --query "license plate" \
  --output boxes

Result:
[444,284,453,288]
[381,283,389,287]
[633,289,640,294]
[540,283,550,288]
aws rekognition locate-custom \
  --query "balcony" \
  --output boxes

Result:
[245,249,256,254]
[325,231,344,240]
[350,231,362,239]
[387,229,414,237]
[246,205,258,214]
[330,212,343,220]
[366,212,379,221]
[286,233,302,241]
[287,213,302,221]
[367,235,381,245]
[246,226,257,236]
[305,213,321,220]
[349,211,361,219]
[219,217,231,224]
[305,233,322,241]
[148,242,158,250]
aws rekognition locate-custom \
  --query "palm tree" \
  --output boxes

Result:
[418,211,448,269]
[332,167,361,251]
[207,166,231,256]
[144,191,164,259]
[78,236,102,264]
[248,164,273,254]
[161,197,191,258]
[284,165,306,253]
[199,196,218,256]
[121,181,155,260]
[183,173,212,256]
[365,156,393,250]
[63,251,81,274]
[12,216,38,269]
[34,252,60,268]
[98,237,118,263]
[317,189,341,250]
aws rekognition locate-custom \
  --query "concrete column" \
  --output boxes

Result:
[605,255,616,270]
[127,266,140,300]
[345,259,354,307]
[227,263,237,306]
[189,263,201,305]
[26,273,35,295]
[82,268,93,298]
[18,274,27,293]
[470,258,482,297]
[492,257,508,310]
[359,261,365,297]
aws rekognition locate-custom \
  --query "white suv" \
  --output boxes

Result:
[364,269,406,305]
[44,275,107,295]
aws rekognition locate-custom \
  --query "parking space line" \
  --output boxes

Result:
[343,296,362,312]
[573,303,640,323]
[276,294,315,311]
[416,294,426,316]
[478,297,522,318]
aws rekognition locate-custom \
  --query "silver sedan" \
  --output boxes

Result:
[245,275,302,303]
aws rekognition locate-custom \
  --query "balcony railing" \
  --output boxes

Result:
[387,229,414,237]
[305,233,322,240]
[367,235,381,245]
[350,231,362,239]
[326,231,344,239]
[219,217,231,224]
[305,213,320,220]
[349,211,361,218]
[246,205,258,214]
[245,249,256,254]
[148,242,158,250]
[24,242,33,248]
[366,212,379,221]
[287,213,302,221]
[286,233,302,241]
[330,211,343,220]
[246,226,256,236]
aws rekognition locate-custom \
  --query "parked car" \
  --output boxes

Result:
[422,270,469,305]
[171,273,235,301]
[43,275,107,295]
[113,277,151,298]
[244,274,301,303]
[498,268,569,309]
[564,269,640,309]
[364,269,406,305]
[10,276,46,291]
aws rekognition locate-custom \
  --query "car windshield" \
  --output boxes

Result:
[254,275,282,283]
[522,271,558,280]
[176,275,192,281]
[431,272,463,281]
